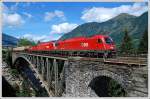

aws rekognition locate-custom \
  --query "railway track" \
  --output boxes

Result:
[15,52,148,66]
[75,56,147,66]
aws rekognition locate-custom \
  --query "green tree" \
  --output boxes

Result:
[138,29,148,53]
[16,80,31,97]
[17,38,36,46]
[120,29,134,53]
[108,79,126,97]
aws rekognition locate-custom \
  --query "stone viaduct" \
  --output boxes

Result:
[12,52,148,97]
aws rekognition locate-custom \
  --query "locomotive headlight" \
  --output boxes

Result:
[110,46,114,49]
[46,46,49,48]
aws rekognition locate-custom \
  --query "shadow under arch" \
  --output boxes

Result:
[13,56,31,69]
[13,56,49,97]
[88,76,127,97]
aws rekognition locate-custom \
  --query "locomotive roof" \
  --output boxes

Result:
[66,35,108,41]
[64,37,86,41]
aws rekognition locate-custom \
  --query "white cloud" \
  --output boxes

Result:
[22,34,50,42]
[50,22,78,34]
[2,3,25,27]
[55,10,66,20]
[44,10,66,21]
[81,2,148,22]
[23,12,32,18]
[44,12,55,21]
[3,13,25,27]
[21,33,61,42]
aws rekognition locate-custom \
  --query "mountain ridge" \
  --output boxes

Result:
[59,12,148,47]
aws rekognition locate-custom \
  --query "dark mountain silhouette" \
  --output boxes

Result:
[2,33,19,46]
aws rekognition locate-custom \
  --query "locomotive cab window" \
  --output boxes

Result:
[97,39,102,43]
[105,37,113,44]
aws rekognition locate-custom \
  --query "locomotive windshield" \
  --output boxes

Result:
[104,37,113,44]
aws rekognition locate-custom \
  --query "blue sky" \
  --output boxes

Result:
[2,2,148,42]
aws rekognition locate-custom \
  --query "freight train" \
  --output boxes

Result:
[14,35,116,57]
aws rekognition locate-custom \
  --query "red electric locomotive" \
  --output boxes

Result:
[27,34,116,57]
[56,35,115,51]
[55,35,116,57]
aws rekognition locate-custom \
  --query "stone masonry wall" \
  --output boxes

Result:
[64,58,148,97]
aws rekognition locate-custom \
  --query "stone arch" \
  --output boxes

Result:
[88,70,128,97]
[13,56,49,96]
[13,55,32,68]
[13,57,28,69]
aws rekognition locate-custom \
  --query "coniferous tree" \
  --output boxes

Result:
[138,29,148,53]
[120,29,134,53]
